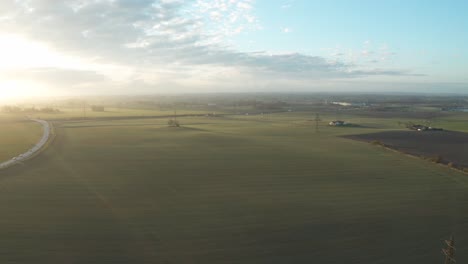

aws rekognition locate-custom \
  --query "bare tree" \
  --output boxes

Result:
[442,235,455,264]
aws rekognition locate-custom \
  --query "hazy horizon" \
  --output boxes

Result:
[0,0,467,100]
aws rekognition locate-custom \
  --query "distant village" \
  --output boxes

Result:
[328,120,444,132]
[406,124,443,132]
[329,120,349,126]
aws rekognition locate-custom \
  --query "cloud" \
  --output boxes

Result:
[326,41,399,66]
[0,0,424,94]
[0,68,109,86]
[348,69,426,77]
[281,0,294,9]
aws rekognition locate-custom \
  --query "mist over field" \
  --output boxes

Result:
[1,1,467,263]
[0,93,468,263]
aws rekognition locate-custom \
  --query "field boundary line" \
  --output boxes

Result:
[364,141,468,176]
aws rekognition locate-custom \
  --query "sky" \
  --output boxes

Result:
[0,0,467,99]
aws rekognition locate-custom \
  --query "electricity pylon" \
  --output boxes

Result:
[314,113,321,133]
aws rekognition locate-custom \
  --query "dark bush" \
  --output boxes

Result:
[371,140,385,146]
[428,155,443,163]
[168,119,180,127]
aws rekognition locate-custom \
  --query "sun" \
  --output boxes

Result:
[0,34,56,69]
[0,33,85,101]
[0,80,45,102]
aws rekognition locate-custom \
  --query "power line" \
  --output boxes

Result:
[314,113,321,133]
[82,101,86,119]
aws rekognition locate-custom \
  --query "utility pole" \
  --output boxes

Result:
[442,235,456,264]
[82,101,86,119]
[314,113,321,133]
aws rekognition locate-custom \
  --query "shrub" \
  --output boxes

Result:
[428,155,443,163]
[168,119,180,127]
[371,140,385,146]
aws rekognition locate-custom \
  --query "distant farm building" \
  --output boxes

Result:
[408,124,443,131]
[331,101,368,107]
[331,102,352,106]
[329,120,347,126]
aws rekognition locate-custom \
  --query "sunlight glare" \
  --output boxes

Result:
[0,33,87,69]
[0,80,46,102]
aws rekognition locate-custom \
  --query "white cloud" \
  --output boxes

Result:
[0,1,424,95]
[281,0,294,9]
[0,68,109,86]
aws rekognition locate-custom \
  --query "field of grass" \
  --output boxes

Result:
[1,113,468,263]
[0,116,43,162]
[10,107,223,121]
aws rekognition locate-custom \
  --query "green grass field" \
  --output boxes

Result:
[14,107,221,121]
[0,117,43,162]
[1,112,468,263]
